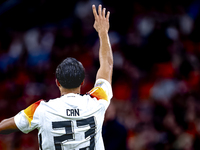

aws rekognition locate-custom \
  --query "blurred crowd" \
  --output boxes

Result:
[1,0,200,149]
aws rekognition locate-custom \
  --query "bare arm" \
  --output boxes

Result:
[0,117,19,134]
[92,5,113,84]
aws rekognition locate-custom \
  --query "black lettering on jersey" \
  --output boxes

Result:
[66,109,80,116]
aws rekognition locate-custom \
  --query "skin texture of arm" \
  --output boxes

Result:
[0,117,19,134]
[92,5,113,84]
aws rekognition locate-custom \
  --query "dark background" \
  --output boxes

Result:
[1,0,200,149]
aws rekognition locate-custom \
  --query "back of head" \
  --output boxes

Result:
[56,57,85,89]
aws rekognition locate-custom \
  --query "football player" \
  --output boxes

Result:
[0,4,113,150]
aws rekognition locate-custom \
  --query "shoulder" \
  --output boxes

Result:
[23,99,56,116]
[87,78,113,102]
[24,99,43,115]
[88,86,109,101]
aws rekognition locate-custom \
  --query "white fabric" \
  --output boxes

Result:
[14,79,112,150]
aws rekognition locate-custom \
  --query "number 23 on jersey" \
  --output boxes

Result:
[50,115,97,150]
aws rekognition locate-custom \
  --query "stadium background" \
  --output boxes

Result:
[0,0,200,149]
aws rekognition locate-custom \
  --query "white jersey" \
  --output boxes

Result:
[14,79,112,150]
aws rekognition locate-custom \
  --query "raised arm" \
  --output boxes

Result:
[92,5,113,84]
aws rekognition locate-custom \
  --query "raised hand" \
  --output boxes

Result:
[92,4,113,84]
[92,4,110,35]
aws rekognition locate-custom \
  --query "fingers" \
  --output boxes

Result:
[106,11,110,21]
[92,5,98,20]
[102,8,106,18]
[92,4,110,19]
[98,5,102,17]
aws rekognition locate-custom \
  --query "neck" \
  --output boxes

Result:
[60,86,81,96]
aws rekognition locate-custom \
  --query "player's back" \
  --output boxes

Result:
[14,79,112,150]
[39,93,107,150]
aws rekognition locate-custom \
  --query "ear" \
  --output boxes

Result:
[55,79,61,87]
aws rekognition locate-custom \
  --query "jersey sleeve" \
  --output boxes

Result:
[14,100,42,134]
[88,78,113,103]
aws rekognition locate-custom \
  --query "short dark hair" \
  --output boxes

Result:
[56,57,85,89]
